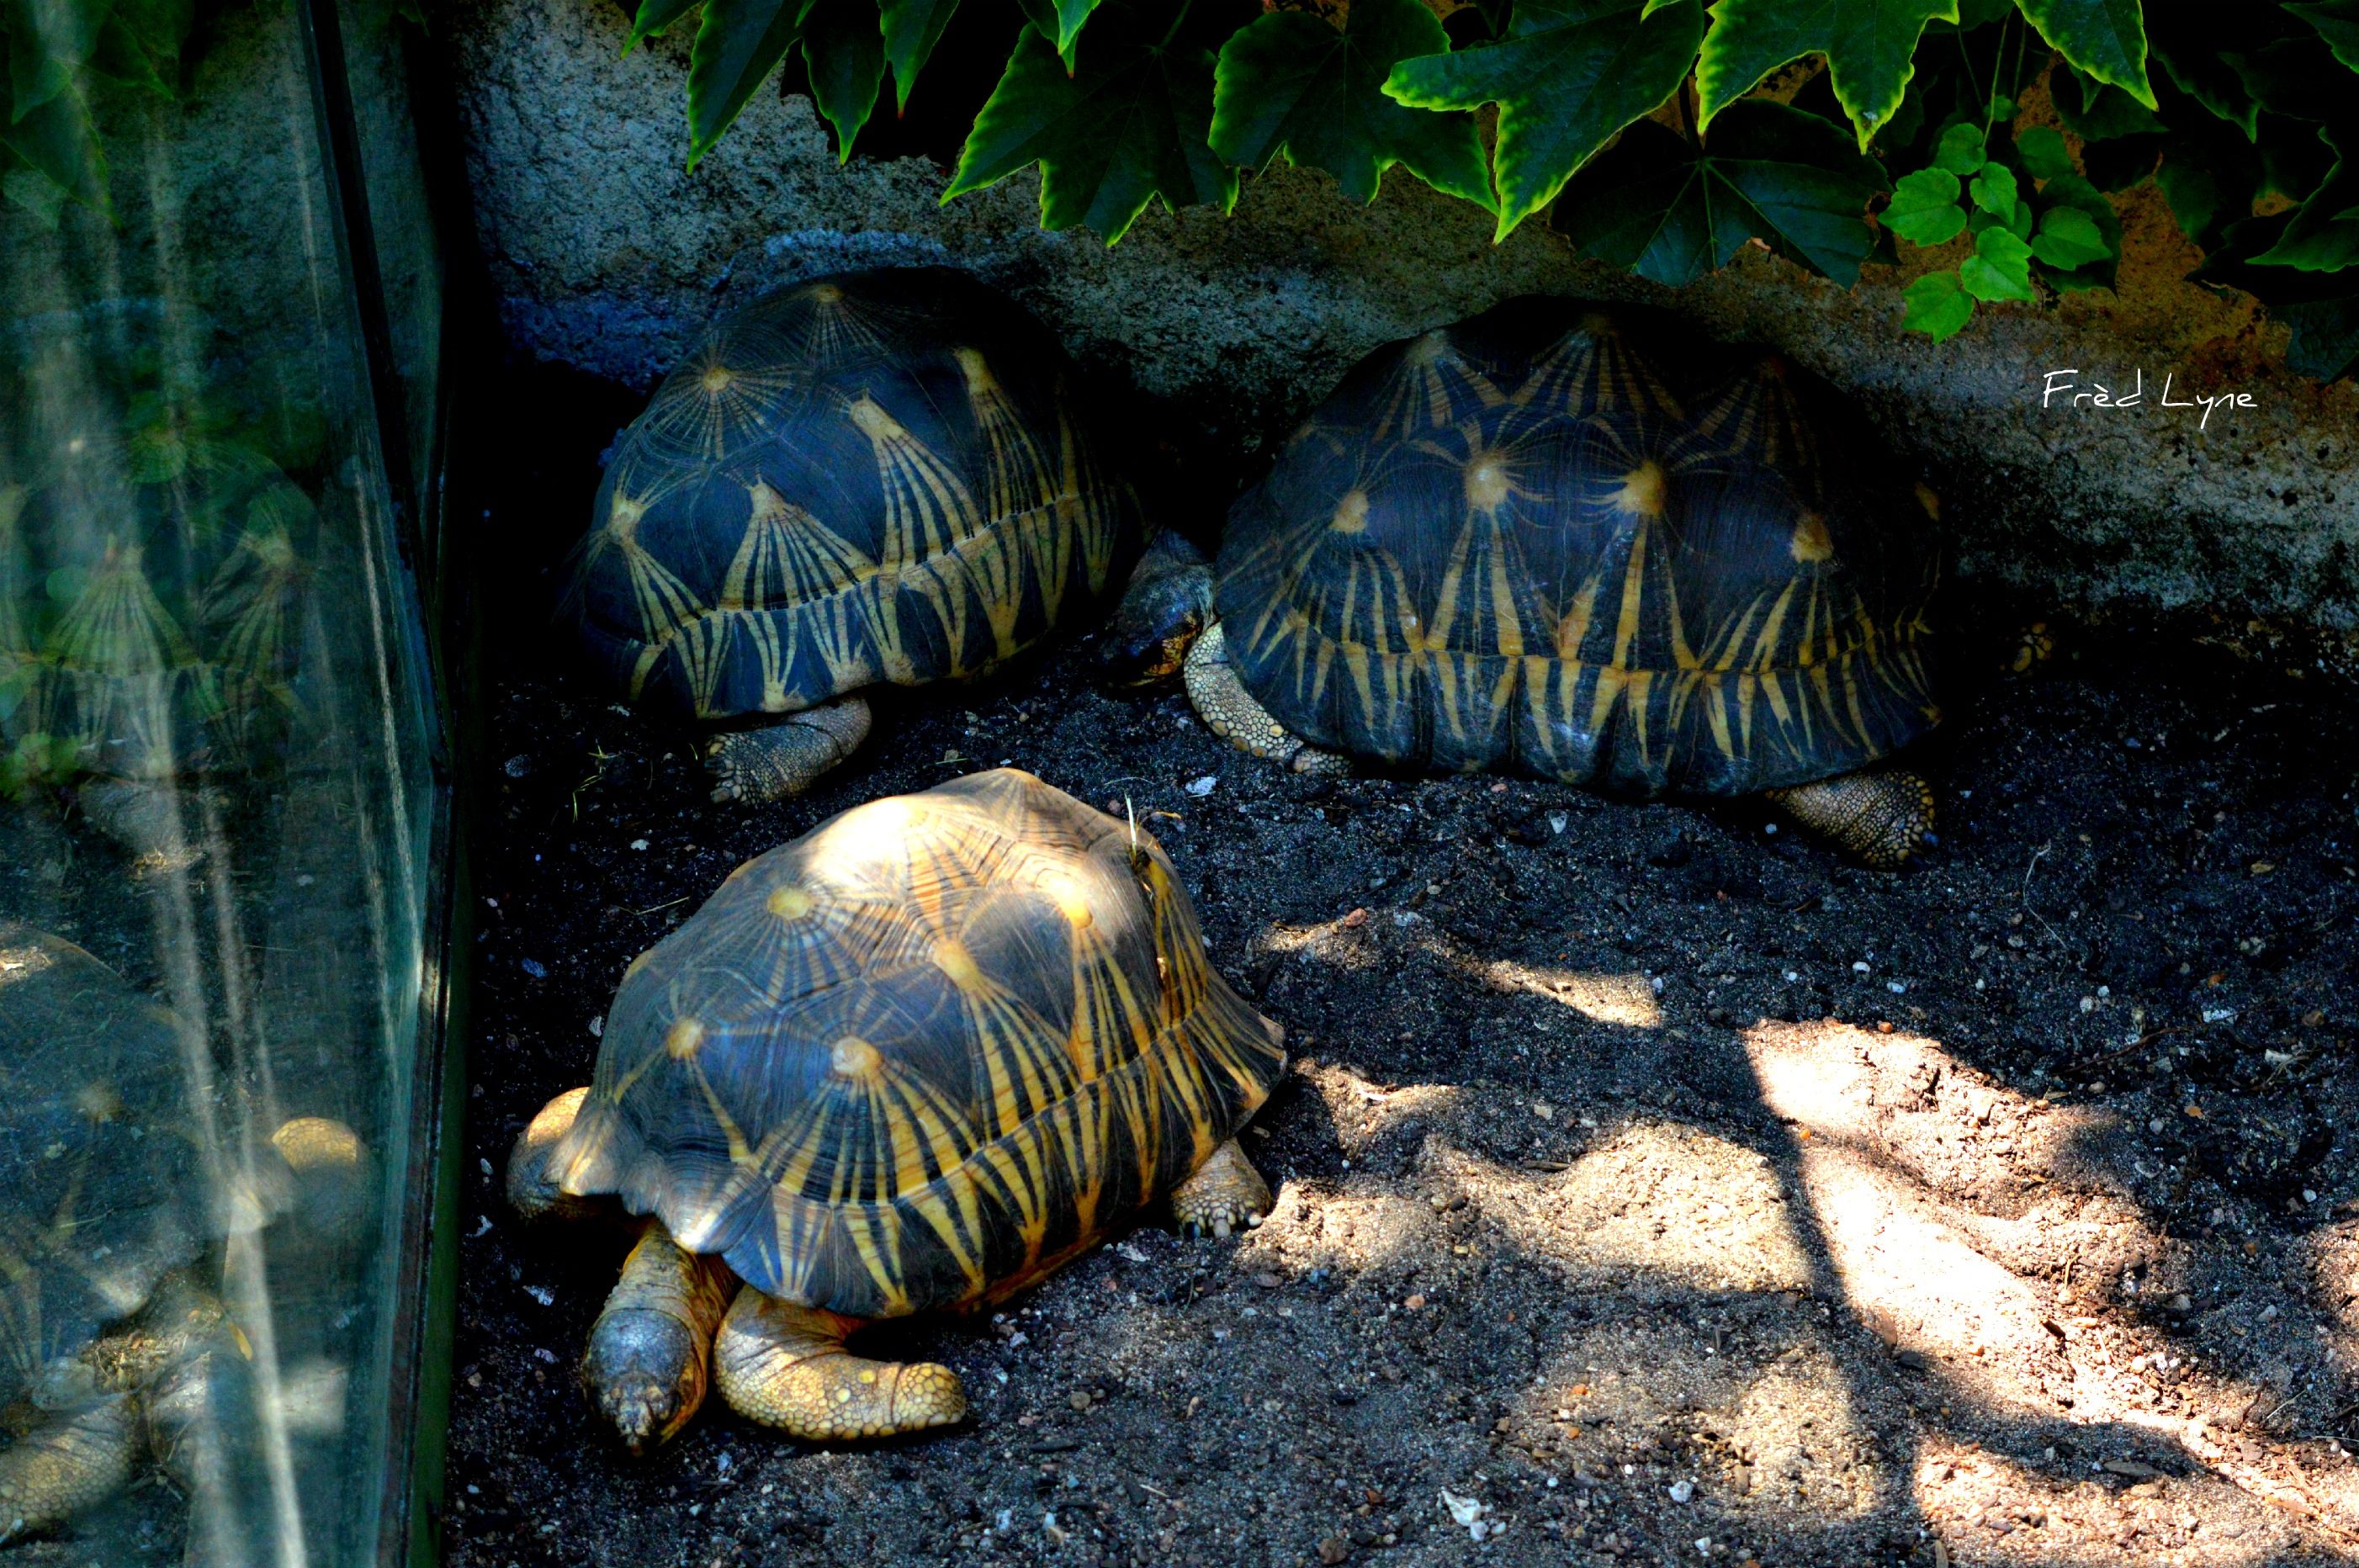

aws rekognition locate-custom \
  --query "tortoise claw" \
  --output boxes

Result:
[1169,1140,1272,1241]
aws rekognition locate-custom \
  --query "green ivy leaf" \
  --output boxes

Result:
[686,0,812,165]
[2199,210,2359,378]
[1968,159,2016,215]
[946,7,1235,243]
[1882,165,1965,243]
[2014,0,2154,106]
[2052,66,2163,140]
[2251,130,2359,271]
[1900,269,1973,338]
[2036,169,2124,285]
[627,0,702,51]
[799,0,883,161]
[1014,0,1100,57]
[2286,2,2359,73]
[1211,0,1489,207]
[1694,0,1959,151]
[1384,0,1706,241]
[2234,40,2354,120]
[1959,223,2034,300]
[1932,120,1985,173]
[879,0,957,109]
[2152,37,2259,139]
[2028,204,2108,266]
[2152,101,2264,250]
[1552,98,1889,285]
[2016,125,2073,180]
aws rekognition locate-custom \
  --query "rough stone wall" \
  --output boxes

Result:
[437,0,2359,642]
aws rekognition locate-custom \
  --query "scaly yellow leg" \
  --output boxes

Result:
[713,1291,967,1442]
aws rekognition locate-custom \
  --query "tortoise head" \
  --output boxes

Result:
[1100,530,1213,687]
[584,1319,710,1455]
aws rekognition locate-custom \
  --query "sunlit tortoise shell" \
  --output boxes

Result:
[573,269,1147,723]
[549,768,1286,1321]
[0,923,209,1406]
[1216,298,1942,795]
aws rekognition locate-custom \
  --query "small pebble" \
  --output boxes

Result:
[1403,1293,1426,1311]
[1068,1391,1091,1412]
[521,958,547,979]
[1185,776,1217,797]
[1668,1479,1694,1503]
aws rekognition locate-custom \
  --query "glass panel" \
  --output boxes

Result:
[0,0,444,1559]
[333,0,447,536]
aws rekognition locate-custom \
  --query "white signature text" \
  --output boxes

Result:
[2039,369,2256,431]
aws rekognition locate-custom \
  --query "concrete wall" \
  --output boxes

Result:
[437,0,2359,646]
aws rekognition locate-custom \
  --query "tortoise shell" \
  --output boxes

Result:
[1216,299,1942,795]
[549,769,1286,1321]
[573,269,1147,723]
[0,923,208,1405]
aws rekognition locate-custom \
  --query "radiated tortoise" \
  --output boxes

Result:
[571,268,1148,805]
[1106,299,1943,866]
[506,768,1287,1449]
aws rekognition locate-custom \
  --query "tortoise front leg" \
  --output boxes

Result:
[713,1291,966,1441]
[1766,766,1937,868]
[1170,1138,1274,1239]
[1181,625,1349,776]
[584,1224,735,1454]
[707,695,872,806]
[0,1393,139,1543]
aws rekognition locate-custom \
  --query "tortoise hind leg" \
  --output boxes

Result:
[1182,625,1349,776]
[713,1292,966,1441]
[0,1392,139,1543]
[707,695,872,806]
[584,1224,736,1454]
[504,1086,599,1222]
[1170,1138,1273,1239]
[1767,767,1937,868]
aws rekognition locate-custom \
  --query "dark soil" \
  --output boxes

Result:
[443,366,2359,1568]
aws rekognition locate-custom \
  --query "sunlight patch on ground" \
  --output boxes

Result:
[2314,1217,2359,1379]
[1506,1316,1895,1532]
[1294,1059,1466,1162]
[1482,961,1662,1029]
[1258,916,1383,972]
[1911,1439,2318,1565]
[1376,1120,1815,1295]
[1747,1019,2359,1552]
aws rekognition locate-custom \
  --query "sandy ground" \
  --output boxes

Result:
[438,369,2359,1568]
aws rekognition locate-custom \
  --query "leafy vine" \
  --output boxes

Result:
[621,0,2359,380]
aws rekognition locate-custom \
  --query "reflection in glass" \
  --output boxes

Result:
[0,0,445,1559]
